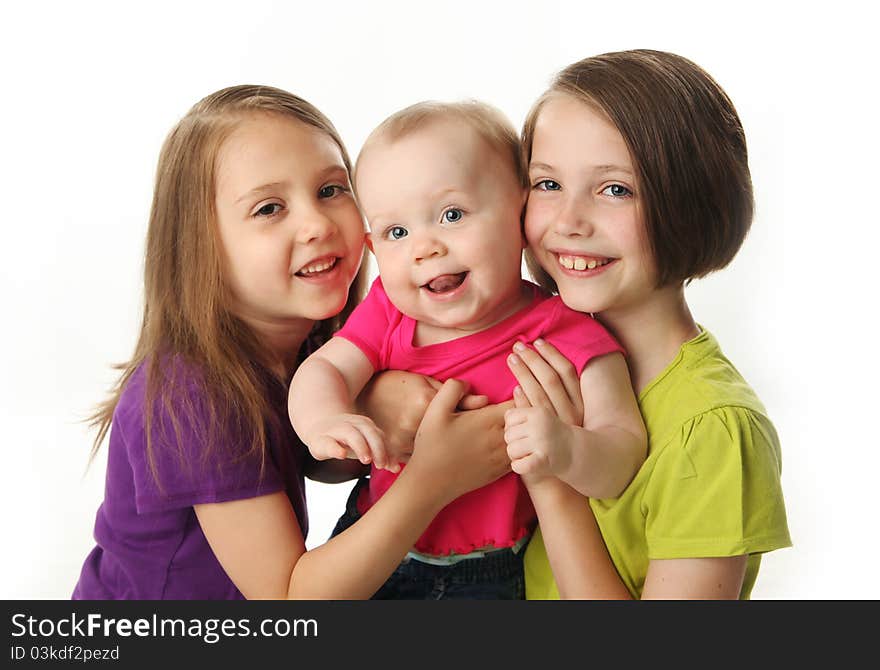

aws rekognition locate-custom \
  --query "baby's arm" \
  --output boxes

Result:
[289,338,394,471]
[505,345,646,499]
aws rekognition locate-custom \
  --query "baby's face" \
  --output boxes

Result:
[356,120,526,333]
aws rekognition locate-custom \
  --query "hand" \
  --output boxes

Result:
[405,379,512,504]
[303,414,398,473]
[358,371,489,467]
[506,339,583,426]
[504,385,574,483]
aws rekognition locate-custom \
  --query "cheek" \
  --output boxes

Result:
[523,201,552,247]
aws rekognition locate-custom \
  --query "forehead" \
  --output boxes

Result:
[357,119,498,189]
[532,94,632,166]
[216,112,344,188]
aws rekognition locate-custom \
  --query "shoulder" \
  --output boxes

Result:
[524,288,622,364]
[642,405,790,557]
[112,354,218,457]
[642,330,770,436]
[341,277,401,326]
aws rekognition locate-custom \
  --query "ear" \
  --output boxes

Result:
[364,232,374,254]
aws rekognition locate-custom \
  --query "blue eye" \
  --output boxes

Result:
[386,226,408,240]
[534,179,561,191]
[255,203,283,217]
[602,184,632,198]
[319,184,347,198]
[442,208,463,223]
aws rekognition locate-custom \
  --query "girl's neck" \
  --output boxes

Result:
[241,315,315,379]
[597,284,699,395]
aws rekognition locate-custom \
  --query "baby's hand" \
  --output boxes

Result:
[503,387,573,482]
[304,414,398,473]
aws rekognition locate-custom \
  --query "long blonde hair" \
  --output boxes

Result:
[89,85,368,484]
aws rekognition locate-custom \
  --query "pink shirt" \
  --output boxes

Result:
[336,278,623,556]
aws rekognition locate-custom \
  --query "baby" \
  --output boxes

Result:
[289,101,645,599]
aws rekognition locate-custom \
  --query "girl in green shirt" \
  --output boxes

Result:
[506,49,791,599]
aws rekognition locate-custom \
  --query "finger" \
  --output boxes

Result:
[459,394,490,411]
[424,376,444,392]
[503,407,528,429]
[312,436,348,461]
[338,426,372,465]
[357,419,388,470]
[508,347,553,410]
[533,339,582,408]
[421,378,468,424]
[512,386,530,409]
[505,437,534,461]
[514,342,582,422]
[511,452,544,476]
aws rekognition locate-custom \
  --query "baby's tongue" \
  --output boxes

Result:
[427,272,466,293]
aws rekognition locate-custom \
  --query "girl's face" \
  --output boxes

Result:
[524,94,657,316]
[214,113,365,331]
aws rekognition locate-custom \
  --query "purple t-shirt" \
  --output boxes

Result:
[73,359,308,600]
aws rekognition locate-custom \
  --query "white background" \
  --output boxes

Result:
[1,0,876,599]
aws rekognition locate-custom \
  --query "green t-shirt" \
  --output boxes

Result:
[524,328,791,599]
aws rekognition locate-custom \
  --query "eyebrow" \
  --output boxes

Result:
[529,161,633,176]
[233,164,349,204]
[235,181,288,204]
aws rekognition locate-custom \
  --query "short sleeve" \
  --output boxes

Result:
[643,407,791,559]
[543,300,625,375]
[116,367,286,514]
[334,277,397,370]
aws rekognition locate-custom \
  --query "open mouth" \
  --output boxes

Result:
[295,256,339,277]
[421,272,468,294]
[556,254,614,271]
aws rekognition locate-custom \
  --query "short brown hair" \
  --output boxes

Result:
[356,100,527,190]
[522,49,754,289]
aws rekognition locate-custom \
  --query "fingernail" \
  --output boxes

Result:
[534,338,545,347]
[513,341,526,352]
[508,354,519,366]
[513,386,522,396]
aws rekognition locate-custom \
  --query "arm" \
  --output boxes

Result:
[288,337,392,470]
[356,370,488,466]
[526,478,632,599]
[196,379,512,600]
[506,342,747,600]
[506,349,646,499]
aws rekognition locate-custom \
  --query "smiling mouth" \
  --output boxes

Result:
[556,254,614,271]
[421,272,468,293]
[295,257,339,277]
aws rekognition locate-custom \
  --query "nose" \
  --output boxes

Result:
[412,230,447,263]
[294,206,338,245]
[553,194,594,237]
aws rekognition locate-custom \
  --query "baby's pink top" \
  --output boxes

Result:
[336,278,624,556]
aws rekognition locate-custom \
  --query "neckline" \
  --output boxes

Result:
[637,325,712,403]
[403,281,545,355]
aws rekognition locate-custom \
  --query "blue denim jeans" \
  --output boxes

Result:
[331,478,525,600]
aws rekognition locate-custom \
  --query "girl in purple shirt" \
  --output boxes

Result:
[74,85,511,600]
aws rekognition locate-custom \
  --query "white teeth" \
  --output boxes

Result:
[557,254,609,271]
[298,258,337,275]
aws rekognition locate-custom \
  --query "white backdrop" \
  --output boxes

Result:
[2,0,876,599]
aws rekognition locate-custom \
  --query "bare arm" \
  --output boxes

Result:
[506,350,646,499]
[288,338,391,470]
[506,341,746,600]
[357,370,489,466]
[196,379,512,600]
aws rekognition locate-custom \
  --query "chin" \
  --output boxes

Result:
[557,287,607,315]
